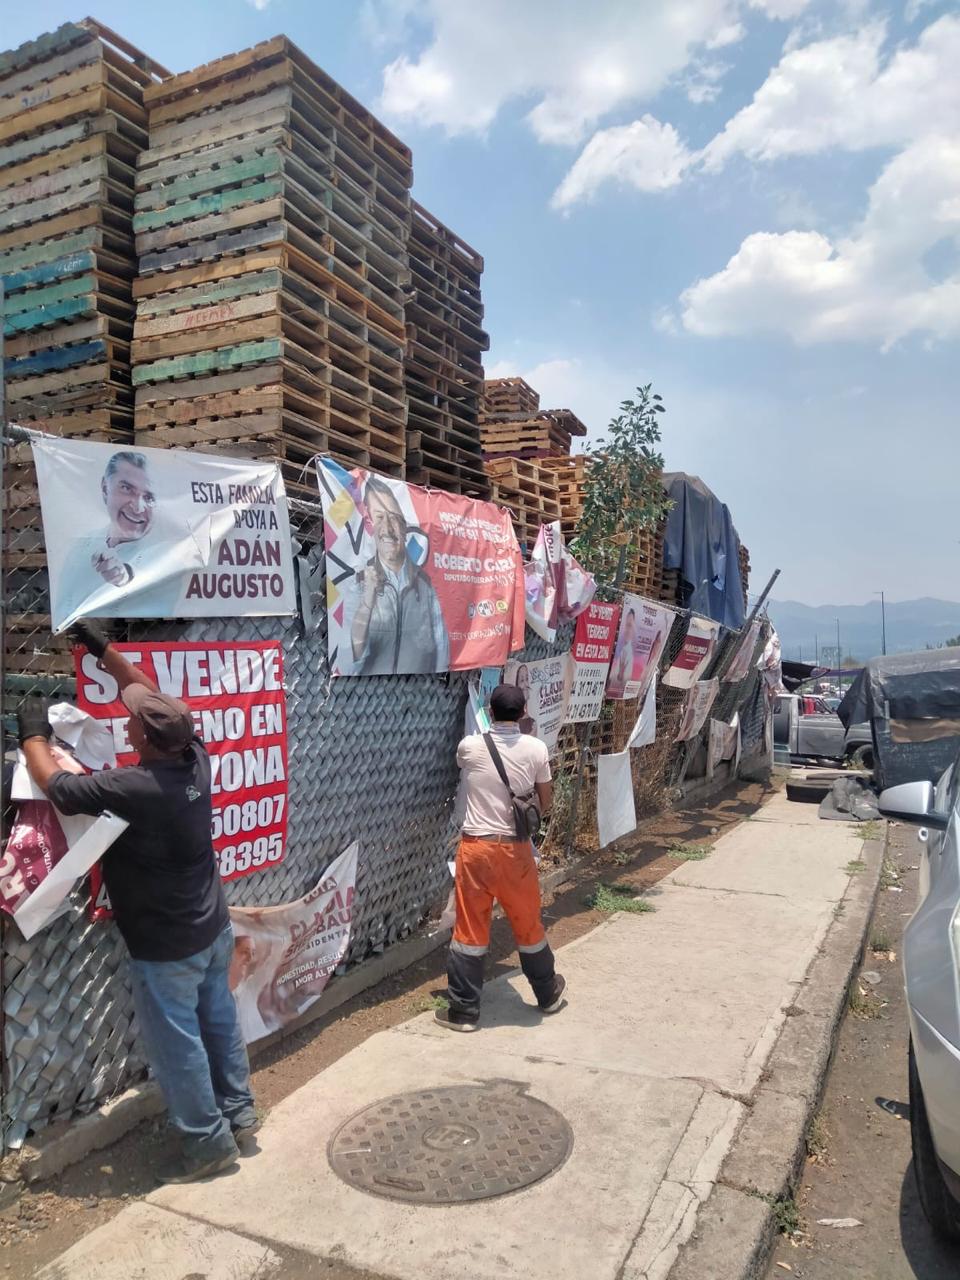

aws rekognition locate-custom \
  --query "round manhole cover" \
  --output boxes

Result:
[328,1082,573,1204]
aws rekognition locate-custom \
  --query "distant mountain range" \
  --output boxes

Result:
[769,598,960,664]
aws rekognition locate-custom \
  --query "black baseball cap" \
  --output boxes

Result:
[490,683,526,720]
[121,686,194,754]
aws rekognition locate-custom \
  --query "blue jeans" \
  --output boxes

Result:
[129,925,255,1160]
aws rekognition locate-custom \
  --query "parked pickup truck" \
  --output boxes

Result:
[773,693,874,767]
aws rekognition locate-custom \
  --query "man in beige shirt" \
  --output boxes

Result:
[438,684,566,1031]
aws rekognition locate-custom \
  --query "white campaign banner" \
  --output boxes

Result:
[707,714,741,778]
[32,438,296,633]
[627,671,658,750]
[504,655,572,755]
[597,752,637,848]
[228,841,358,1044]
[676,679,720,742]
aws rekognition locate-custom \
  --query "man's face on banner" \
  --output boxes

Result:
[102,459,157,544]
[366,485,407,571]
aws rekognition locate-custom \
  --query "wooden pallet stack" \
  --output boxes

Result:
[484,457,561,551]
[1,20,167,678]
[541,453,588,543]
[130,37,412,495]
[480,406,586,459]
[481,376,539,418]
[404,202,489,497]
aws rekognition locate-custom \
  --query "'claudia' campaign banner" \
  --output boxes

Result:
[504,655,572,755]
[32,438,296,634]
[566,600,621,724]
[76,642,289,892]
[663,615,720,689]
[606,596,674,701]
[317,458,525,676]
[228,841,357,1044]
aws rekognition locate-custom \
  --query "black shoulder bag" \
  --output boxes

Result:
[482,732,541,841]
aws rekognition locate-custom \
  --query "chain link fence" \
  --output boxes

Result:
[1,426,769,1151]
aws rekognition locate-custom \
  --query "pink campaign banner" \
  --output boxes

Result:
[317,458,526,676]
[606,596,674,702]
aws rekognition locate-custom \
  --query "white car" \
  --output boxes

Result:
[880,762,960,1240]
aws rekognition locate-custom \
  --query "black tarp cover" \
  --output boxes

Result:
[662,472,746,629]
[839,648,960,788]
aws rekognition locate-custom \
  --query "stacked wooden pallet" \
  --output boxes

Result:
[1,20,166,676]
[130,37,411,495]
[541,454,588,542]
[484,457,561,551]
[480,406,586,459]
[404,202,489,497]
[481,376,539,419]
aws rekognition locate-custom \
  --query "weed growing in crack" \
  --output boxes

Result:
[769,1194,803,1238]
[587,883,655,914]
[849,986,883,1020]
[667,843,709,861]
[845,859,867,875]
[871,930,893,953]
[806,1110,830,1163]
[410,994,448,1014]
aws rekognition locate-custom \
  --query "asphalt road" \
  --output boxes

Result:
[766,821,960,1280]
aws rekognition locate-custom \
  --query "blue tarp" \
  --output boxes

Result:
[662,472,746,630]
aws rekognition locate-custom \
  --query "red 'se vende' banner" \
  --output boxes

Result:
[75,642,288,892]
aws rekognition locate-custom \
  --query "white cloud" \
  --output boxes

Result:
[904,0,937,21]
[551,117,694,210]
[680,135,960,345]
[748,0,812,17]
[707,22,746,48]
[376,0,797,145]
[684,58,733,105]
[703,16,960,169]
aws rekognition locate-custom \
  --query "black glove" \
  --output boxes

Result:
[17,698,52,745]
[70,618,110,659]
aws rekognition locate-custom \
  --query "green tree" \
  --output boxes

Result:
[571,384,671,592]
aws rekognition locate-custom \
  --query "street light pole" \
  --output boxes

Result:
[836,618,842,696]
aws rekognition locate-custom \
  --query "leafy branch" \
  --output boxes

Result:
[570,384,671,594]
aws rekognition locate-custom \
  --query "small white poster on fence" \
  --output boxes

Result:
[504,655,572,755]
[228,841,358,1044]
[723,619,761,683]
[627,671,658,749]
[597,751,637,848]
[32,437,296,633]
[607,596,673,702]
[676,678,720,742]
[663,615,720,689]
[707,713,741,778]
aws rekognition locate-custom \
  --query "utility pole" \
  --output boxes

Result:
[874,590,887,655]
[836,618,842,696]
[815,634,819,665]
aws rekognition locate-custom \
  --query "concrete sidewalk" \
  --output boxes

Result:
[39,790,879,1280]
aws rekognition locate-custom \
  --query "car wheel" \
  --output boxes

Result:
[848,743,875,772]
[909,1038,960,1241]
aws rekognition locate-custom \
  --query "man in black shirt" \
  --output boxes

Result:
[18,620,257,1184]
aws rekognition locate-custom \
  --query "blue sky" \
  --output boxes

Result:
[9,1,960,606]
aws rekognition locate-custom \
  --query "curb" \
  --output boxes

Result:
[665,827,886,1280]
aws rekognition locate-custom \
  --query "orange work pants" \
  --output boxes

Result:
[452,835,546,953]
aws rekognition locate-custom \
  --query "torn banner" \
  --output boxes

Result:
[228,841,358,1043]
[663,615,720,690]
[524,521,596,644]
